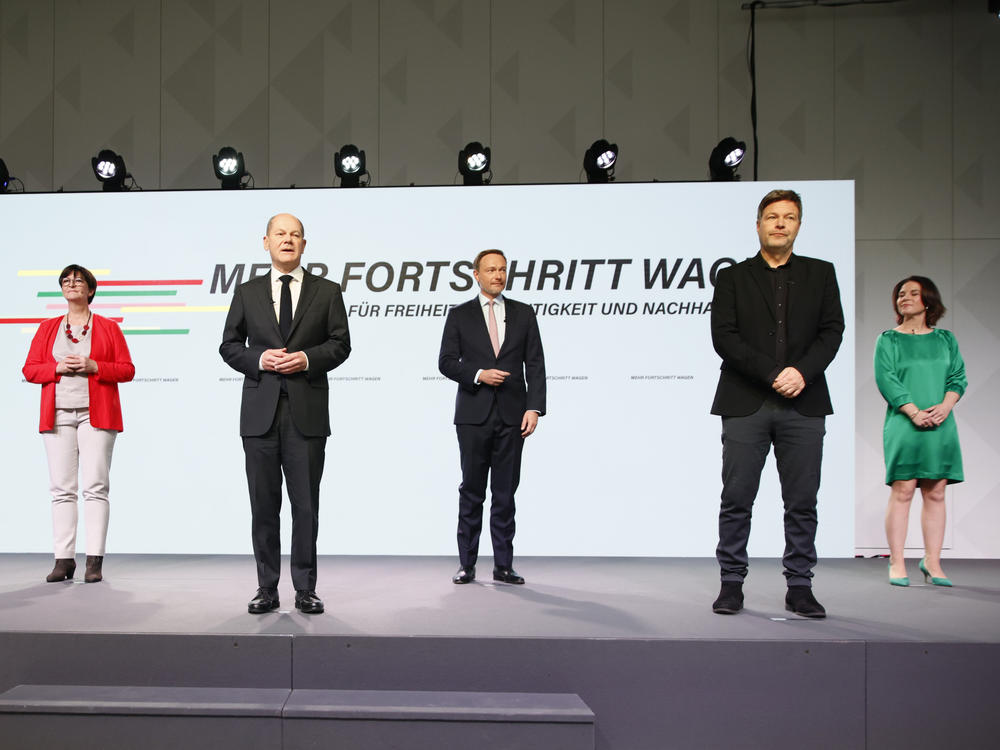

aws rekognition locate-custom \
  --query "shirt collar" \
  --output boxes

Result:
[756,251,794,270]
[479,292,504,307]
[272,265,304,282]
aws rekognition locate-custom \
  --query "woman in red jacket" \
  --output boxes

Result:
[22,265,134,583]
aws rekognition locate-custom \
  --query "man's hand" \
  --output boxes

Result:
[521,410,539,437]
[772,367,805,398]
[274,351,308,374]
[260,348,288,372]
[479,369,510,386]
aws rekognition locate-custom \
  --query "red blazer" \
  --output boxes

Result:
[22,314,135,433]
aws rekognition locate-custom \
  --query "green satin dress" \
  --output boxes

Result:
[874,329,967,485]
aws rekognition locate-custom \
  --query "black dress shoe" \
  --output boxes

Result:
[785,585,826,618]
[295,590,325,614]
[712,581,744,614]
[248,588,280,614]
[452,565,476,584]
[492,567,525,584]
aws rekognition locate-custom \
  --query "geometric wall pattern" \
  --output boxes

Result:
[1,0,998,553]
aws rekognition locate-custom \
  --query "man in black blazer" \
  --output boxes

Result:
[220,213,351,615]
[709,190,844,618]
[439,249,546,585]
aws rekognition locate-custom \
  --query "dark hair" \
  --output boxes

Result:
[473,248,506,271]
[58,264,97,304]
[892,275,946,326]
[757,189,803,221]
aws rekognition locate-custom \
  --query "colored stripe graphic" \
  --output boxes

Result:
[99,279,202,286]
[3,317,124,325]
[46,303,187,310]
[38,291,179,297]
[122,329,190,335]
[120,306,228,313]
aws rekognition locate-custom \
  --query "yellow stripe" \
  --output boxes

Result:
[18,269,111,276]
[119,305,229,313]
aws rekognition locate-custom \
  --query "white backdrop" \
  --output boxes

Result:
[1,180,854,557]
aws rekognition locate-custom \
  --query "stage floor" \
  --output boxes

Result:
[2,554,998,643]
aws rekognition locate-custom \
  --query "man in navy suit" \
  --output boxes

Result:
[439,249,546,585]
[220,213,351,615]
[709,189,844,618]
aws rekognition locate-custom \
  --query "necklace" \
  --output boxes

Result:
[65,311,92,343]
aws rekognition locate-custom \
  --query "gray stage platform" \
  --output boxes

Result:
[1,554,999,749]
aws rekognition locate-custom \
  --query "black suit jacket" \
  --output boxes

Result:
[439,296,546,426]
[710,253,844,417]
[219,270,351,437]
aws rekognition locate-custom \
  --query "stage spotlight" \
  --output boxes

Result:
[708,137,746,181]
[991,1,1000,17]
[458,142,491,185]
[213,146,249,189]
[92,149,130,191]
[583,139,618,183]
[334,144,369,188]
[0,159,10,192]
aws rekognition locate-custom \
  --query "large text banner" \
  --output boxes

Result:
[0,181,855,557]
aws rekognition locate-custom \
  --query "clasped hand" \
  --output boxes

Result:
[56,354,97,375]
[261,348,307,374]
[771,367,805,398]
[479,368,510,387]
[913,403,951,428]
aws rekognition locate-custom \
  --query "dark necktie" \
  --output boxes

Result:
[279,275,293,341]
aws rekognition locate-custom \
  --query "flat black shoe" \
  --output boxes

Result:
[492,567,525,584]
[452,565,476,584]
[785,586,826,618]
[248,588,279,614]
[295,590,324,614]
[712,582,744,614]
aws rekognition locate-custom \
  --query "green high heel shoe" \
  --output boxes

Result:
[888,562,909,587]
[919,558,952,587]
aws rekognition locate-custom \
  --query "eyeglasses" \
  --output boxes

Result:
[60,278,87,287]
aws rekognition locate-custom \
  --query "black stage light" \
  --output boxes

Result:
[92,149,129,191]
[213,146,249,189]
[991,1,1000,17]
[583,139,618,183]
[0,159,10,192]
[334,144,369,187]
[708,137,746,181]
[458,141,491,185]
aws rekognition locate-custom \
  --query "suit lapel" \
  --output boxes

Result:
[251,274,282,340]
[747,255,777,321]
[497,297,516,357]
[287,271,318,341]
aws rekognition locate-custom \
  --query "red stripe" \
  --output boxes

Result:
[99,279,203,286]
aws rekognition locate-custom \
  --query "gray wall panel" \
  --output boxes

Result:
[834,0,953,241]
[53,0,160,192]
[604,0,718,183]
[0,1,54,191]
[491,0,604,185]
[268,0,379,189]
[161,0,268,189]
[379,0,490,187]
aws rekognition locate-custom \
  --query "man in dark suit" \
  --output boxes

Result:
[220,213,351,615]
[709,189,844,618]
[439,248,546,585]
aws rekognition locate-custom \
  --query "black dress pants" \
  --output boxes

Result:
[716,396,826,587]
[243,395,326,591]
[455,404,524,569]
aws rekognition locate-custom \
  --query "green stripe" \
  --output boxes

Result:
[122,329,190,335]
[37,290,179,297]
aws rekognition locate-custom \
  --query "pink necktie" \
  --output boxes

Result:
[488,300,500,356]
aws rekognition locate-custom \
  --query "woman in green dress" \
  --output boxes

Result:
[875,276,966,587]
